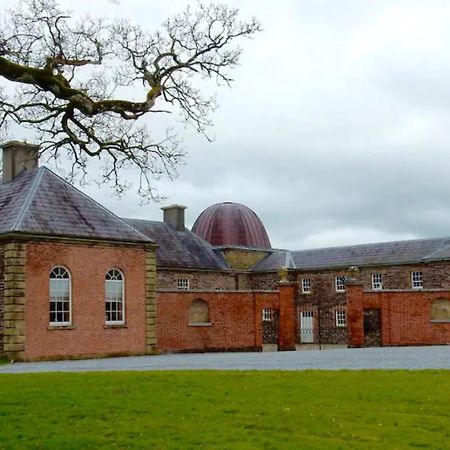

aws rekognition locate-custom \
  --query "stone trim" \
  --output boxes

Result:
[362,288,450,293]
[157,289,278,294]
[0,233,155,249]
[145,247,157,353]
[3,241,26,360]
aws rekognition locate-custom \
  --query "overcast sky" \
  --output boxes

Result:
[4,0,450,250]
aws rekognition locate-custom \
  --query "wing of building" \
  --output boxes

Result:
[1,142,449,361]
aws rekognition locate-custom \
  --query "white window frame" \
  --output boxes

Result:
[105,269,125,325]
[335,276,346,293]
[335,309,346,327]
[372,273,383,290]
[262,309,272,322]
[49,266,72,326]
[301,278,311,294]
[177,278,190,290]
[411,271,423,289]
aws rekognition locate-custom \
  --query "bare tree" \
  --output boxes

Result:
[0,0,260,199]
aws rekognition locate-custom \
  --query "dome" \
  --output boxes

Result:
[192,202,271,249]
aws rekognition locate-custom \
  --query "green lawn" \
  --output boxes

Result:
[0,371,449,449]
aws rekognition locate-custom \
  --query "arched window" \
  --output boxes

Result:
[431,298,450,321]
[189,299,210,325]
[49,266,71,325]
[105,269,125,324]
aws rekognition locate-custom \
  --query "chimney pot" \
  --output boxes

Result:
[1,140,39,183]
[161,204,187,231]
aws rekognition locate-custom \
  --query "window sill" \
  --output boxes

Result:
[189,322,212,327]
[430,319,450,323]
[301,292,311,295]
[104,323,127,329]
[48,325,75,331]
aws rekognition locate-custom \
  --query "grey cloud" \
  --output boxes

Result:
[12,0,450,251]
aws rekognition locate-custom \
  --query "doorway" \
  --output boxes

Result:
[300,311,314,343]
[363,308,382,347]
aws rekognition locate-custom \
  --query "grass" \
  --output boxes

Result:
[0,371,449,449]
[0,358,8,365]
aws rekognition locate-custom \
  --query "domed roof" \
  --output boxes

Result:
[192,202,271,249]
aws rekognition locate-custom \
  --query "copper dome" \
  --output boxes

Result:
[192,202,271,249]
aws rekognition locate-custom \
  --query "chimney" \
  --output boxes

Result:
[161,204,187,231]
[1,140,39,183]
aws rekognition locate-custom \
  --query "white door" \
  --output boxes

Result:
[300,311,314,343]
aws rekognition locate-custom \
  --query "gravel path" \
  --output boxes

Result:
[1,345,450,373]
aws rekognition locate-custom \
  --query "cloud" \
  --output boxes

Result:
[7,0,450,251]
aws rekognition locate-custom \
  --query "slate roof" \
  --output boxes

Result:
[250,249,295,271]
[124,218,228,270]
[251,237,450,271]
[0,167,151,243]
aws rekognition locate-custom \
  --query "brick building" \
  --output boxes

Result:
[0,142,157,360]
[0,142,449,360]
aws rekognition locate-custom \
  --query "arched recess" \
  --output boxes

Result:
[189,299,210,325]
[431,298,450,321]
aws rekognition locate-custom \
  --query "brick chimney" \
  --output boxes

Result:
[161,204,187,231]
[1,141,39,183]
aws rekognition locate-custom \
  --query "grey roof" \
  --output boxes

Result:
[250,249,295,271]
[124,218,228,270]
[250,237,450,271]
[0,167,151,243]
[292,237,450,269]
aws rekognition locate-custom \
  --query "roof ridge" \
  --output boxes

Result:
[124,217,162,225]
[40,167,152,242]
[11,168,45,232]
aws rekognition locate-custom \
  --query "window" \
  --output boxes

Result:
[262,309,272,322]
[335,309,346,327]
[105,269,125,324]
[189,299,209,324]
[411,271,423,289]
[431,299,450,321]
[177,278,190,290]
[49,267,71,325]
[301,278,311,294]
[372,273,383,290]
[335,276,346,292]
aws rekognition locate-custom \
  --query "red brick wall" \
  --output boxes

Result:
[278,283,297,350]
[24,241,148,360]
[0,244,4,355]
[157,290,280,352]
[347,284,450,346]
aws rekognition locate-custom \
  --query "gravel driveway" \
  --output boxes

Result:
[1,345,450,373]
